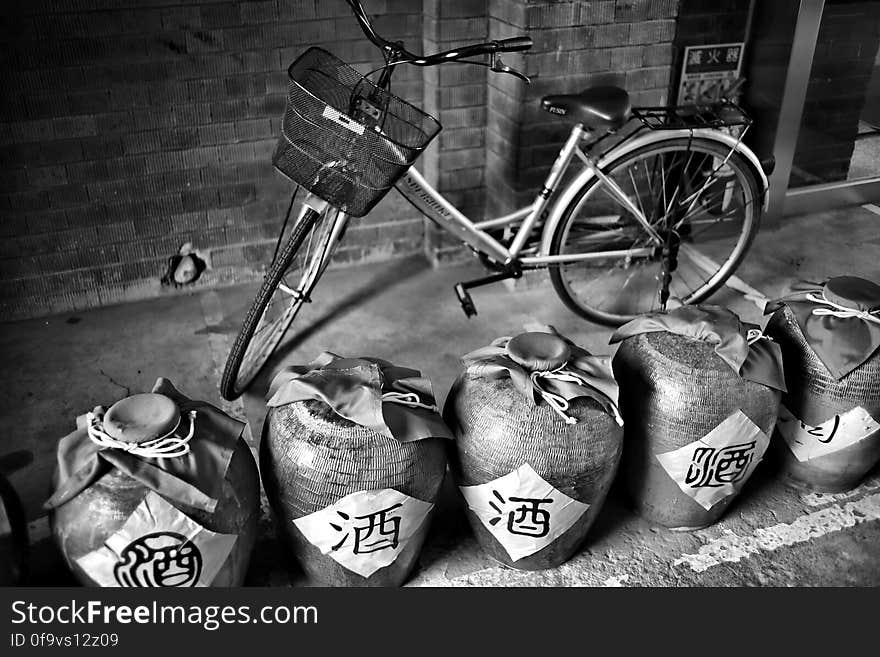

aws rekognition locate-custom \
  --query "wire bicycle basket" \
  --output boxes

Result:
[273,47,441,218]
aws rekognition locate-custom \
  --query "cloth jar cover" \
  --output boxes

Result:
[611,305,785,530]
[46,378,260,587]
[445,327,624,570]
[262,353,452,586]
[764,276,880,491]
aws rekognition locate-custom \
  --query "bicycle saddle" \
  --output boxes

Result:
[541,86,631,131]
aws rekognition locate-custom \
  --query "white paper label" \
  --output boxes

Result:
[459,463,590,562]
[655,410,770,511]
[76,492,237,587]
[321,105,366,135]
[777,404,880,462]
[293,489,433,578]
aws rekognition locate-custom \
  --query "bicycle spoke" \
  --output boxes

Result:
[628,165,647,225]
[551,138,758,324]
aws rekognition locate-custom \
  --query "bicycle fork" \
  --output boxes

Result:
[279,194,350,304]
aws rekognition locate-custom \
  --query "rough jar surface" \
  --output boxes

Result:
[766,305,880,492]
[445,373,623,571]
[261,400,447,587]
[613,332,780,530]
[50,438,261,587]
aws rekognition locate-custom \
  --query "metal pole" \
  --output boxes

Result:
[766,0,825,221]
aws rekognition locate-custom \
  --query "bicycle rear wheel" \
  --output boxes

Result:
[220,204,341,401]
[549,137,762,326]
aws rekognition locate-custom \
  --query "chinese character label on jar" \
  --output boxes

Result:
[293,489,434,578]
[76,492,238,587]
[459,463,589,562]
[777,405,880,462]
[655,410,770,511]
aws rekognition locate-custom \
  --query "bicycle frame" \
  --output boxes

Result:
[302,119,769,285]
[394,123,658,269]
[393,122,768,270]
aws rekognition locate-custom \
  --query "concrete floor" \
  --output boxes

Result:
[2,206,879,587]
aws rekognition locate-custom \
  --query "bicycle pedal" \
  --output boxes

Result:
[454,283,478,318]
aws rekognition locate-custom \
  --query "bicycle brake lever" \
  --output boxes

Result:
[491,54,530,84]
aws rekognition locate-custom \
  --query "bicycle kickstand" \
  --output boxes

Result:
[454,269,522,318]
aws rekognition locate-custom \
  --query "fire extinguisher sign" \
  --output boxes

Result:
[677,42,744,104]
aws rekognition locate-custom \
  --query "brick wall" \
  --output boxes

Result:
[485,0,679,220]
[5,0,866,320]
[0,0,425,320]
[421,0,489,265]
[671,0,750,99]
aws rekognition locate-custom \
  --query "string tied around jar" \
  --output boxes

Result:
[804,291,880,326]
[381,390,438,413]
[529,366,590,425]
[86,409,197,459]
[746,328,768,345]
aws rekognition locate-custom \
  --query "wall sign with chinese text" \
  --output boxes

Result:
[293,488,433,578]
[655,410,770,511]
[676,42,744,104]
[459,463,589,562]
[76,492,238,587]
[777,405,880,462]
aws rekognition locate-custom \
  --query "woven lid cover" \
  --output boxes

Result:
[610,304,786,391]
[44,378,243,513]
[461,325,621,419]
[765,276,880,379]
[266,351,453,443]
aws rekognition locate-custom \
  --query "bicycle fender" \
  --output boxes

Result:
[538,128,770,257]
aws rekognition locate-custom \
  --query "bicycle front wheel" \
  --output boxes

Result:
[220,205,342,401]
[549,137,762,326]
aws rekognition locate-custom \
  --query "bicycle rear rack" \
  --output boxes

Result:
[631,102,752,131]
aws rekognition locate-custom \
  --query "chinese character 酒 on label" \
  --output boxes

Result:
[799,415,840,444]
[330,503,403,554]
[487,490,553,538]
[685,442,756,488]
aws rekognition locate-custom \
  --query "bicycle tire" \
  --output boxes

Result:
[220,207,333,401]
[549,137,762,326]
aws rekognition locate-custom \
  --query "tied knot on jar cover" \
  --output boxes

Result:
[764,276,880,492]
[444,326,623,571]
[610,305,786,531]
[261,352,453,587]
[44,377,260,587]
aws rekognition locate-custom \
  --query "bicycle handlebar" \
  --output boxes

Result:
[409,36,534,66]
[343,0,532,71]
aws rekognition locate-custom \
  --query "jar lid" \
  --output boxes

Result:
[505,332,571,371]
[102,393,181,444]
[824,276,880,312]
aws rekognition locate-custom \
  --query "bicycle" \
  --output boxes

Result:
[219,0,771,401]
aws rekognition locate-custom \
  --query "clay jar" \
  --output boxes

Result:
[765,276,880,492]
[0,471,28,585]
[262,401,447,587]
[50,389,260,587]
[613,310,781,530]
[445,331,623,570]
